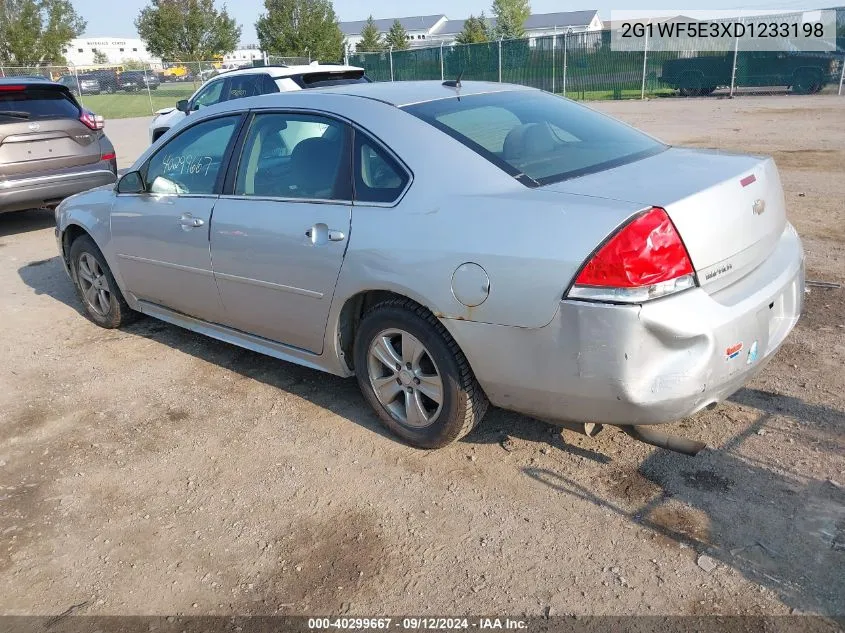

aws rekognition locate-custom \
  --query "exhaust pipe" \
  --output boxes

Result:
[620,425,707,456]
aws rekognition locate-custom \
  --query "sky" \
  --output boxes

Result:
[73,0,816,43]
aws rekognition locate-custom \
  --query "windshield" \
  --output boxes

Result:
[403,90,666,186]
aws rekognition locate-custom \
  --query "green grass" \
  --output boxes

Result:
[77,83,197,119]
[562,88,677,101]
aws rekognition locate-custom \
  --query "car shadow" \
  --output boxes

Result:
[17,256,619,459]
[18,257,845,616]
[524,399,845,616]
[0,209,55,237]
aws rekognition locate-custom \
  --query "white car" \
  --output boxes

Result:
[148,63,368,143]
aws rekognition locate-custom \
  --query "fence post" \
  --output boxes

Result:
[839,56,844,96]
[730,34,739,97]
[498,38,503,82]
[551,32,556,94]
[389,47,394,82]
[562,32,568,97]
[70,61,83,106]
[143,64,154,115]
[440,42,444,81]
[640,28,649,100]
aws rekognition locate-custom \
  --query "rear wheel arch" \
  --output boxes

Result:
[335,290,468,375]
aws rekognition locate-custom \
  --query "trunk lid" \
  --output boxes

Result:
[544,147,787,292]
[0,84,102,179]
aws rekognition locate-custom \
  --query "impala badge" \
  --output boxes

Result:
[752,199,766,215]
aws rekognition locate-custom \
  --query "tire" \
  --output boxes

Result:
[701,86,717,95]
[792,69,820,95]
[353,298,488,449]
[69,235,137,329]
[678,72,704,97]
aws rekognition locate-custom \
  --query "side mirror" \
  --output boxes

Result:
[116,171,145,194]
[176,99,190,113]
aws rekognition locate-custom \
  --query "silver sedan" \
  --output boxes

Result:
[55,81,804,450]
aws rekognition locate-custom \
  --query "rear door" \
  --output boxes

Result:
[209,111,353,353]
[0,84,102,179]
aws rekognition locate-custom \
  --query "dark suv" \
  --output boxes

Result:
[119,70,161,92]
[87,69,120,94]
[0,78,117,214]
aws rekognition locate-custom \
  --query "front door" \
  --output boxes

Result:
[210,112,353,353]
[110,114,242,321]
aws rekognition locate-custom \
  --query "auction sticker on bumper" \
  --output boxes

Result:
[726,342,744,360]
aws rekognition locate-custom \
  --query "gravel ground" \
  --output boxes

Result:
[1,95,843,618]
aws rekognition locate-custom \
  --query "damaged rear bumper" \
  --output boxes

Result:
[446,224,805,426]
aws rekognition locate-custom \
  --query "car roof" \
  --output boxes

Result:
[312,80,533,107]
[215,63,365,80]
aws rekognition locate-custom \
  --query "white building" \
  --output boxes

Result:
[223,47,265,65]
[62,37,161,67]
[343,11,603,50]
[341,15,448,51]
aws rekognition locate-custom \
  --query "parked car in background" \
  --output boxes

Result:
[57,74,101,96]
[87,69,120,94]
[118,70,161,92]
[661,51,837,95]
[148,63,369,142]
[60,81,804,451]
[0,78,116,214]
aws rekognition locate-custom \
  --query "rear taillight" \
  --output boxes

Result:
[567,207,697,303]
[79,110,104,130]
[0,85,25,91]
[101,152,116,161]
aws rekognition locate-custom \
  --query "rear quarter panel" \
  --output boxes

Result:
[298,93,644,331]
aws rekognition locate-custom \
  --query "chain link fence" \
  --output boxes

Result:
[348,8,845,101]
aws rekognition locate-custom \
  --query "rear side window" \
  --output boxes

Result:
[0,86,80,120]
[354,133,409,204]
[225,74,278,100]
[404,90,666,186]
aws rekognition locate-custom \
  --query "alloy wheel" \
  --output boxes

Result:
[77,252,111,317]
[367,329,444,428]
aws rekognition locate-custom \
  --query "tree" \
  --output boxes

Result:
[136,0,241,62]
[384,19,408,50]
[0,0,86,65]
[491,0,530,39]
[355,15,383,52]
[92,49,109,64]
[256,0,344,63]
[455,13,491,44]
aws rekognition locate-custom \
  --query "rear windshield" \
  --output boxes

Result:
[0,86,80,120]
[292,70,370,89]
[403,90,666,186]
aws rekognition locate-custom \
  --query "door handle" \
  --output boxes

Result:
[306,224,345,245]
[179,214,205,228]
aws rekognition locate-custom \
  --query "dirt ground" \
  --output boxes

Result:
[1,95,843,618]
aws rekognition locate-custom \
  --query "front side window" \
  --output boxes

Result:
[234,112,351,200]
[192,80,225,110]
[144,115,240,195]
[404,90,666,186]
[354,133,409,204]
